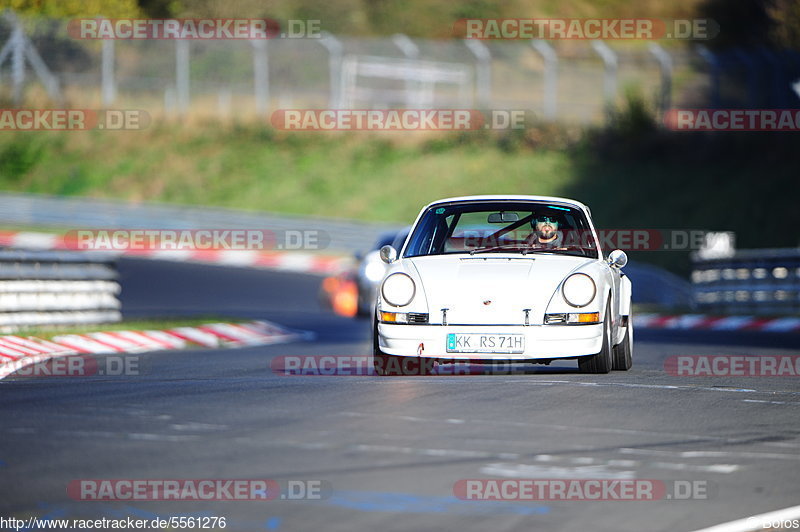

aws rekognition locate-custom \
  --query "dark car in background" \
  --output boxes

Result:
[318,227,410,318]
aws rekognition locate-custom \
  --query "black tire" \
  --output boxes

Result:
[372,319,390,375]
[373,351,395,376]
[612,315,633,371]
[578,305,612,374]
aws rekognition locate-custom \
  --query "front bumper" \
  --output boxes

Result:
[377,322,604,360]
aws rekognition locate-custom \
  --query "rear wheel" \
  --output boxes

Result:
[612,315,633,371]
[578,305,612,374]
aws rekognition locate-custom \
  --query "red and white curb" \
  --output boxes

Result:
[635,313,800,333]
[0,231,353,275]
[0,320,302,380]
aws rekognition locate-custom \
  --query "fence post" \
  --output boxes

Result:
[0,11,61,104]
[318,32,342,109]
[391,33,420,107]
[11,22,24,104]
[391,33,419,59]
[591,40,617,117]
[175,39,190,115]
[648,43,672,116]
[464,39,491,108]
[531,40,557,120]
[251,39,269,115]
[101,38,115,106]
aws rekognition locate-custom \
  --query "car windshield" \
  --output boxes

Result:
[403,201,598,259]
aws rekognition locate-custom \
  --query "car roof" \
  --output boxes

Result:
[422,195,589,212]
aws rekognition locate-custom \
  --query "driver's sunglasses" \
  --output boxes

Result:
[536,216,558,225]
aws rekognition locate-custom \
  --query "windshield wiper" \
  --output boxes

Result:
[469,245,592,257]
[470,244,531,255]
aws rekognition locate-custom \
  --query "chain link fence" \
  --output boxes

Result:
[2,11,798,124]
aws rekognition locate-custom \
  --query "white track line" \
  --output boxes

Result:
[691,504,800,532]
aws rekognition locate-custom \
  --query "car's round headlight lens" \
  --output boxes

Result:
[562,273,596,308]
[381,273,415,307]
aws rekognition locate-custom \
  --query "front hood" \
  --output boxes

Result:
[409,254,591,325]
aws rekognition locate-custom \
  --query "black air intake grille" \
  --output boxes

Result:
[407,313,429,324]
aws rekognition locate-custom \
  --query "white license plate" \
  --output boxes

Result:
[446,333,525,354]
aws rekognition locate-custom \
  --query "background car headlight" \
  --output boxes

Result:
[381,273,415,307]
[363,259,386,283]
[562,273,596,308]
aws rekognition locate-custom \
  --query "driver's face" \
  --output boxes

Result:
[535,217,558,237]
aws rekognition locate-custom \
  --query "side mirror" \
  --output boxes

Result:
[607,249,628,268]
[379,245,397,264]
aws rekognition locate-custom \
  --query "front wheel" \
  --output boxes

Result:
[612,315,633,371]
[578,305,612,374]
[373,320,434,376]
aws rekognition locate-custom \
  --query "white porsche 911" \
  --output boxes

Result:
[373,195,632,375]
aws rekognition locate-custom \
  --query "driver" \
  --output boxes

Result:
[529,215,564,248]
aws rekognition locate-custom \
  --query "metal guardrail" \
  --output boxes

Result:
[691,248,800,315]
[0,250,121,331]
[0,193,395,255]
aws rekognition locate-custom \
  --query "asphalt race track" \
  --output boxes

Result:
[1,258,799,532]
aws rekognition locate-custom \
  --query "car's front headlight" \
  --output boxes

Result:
[381,273,415,307]
[562,273,596,308]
